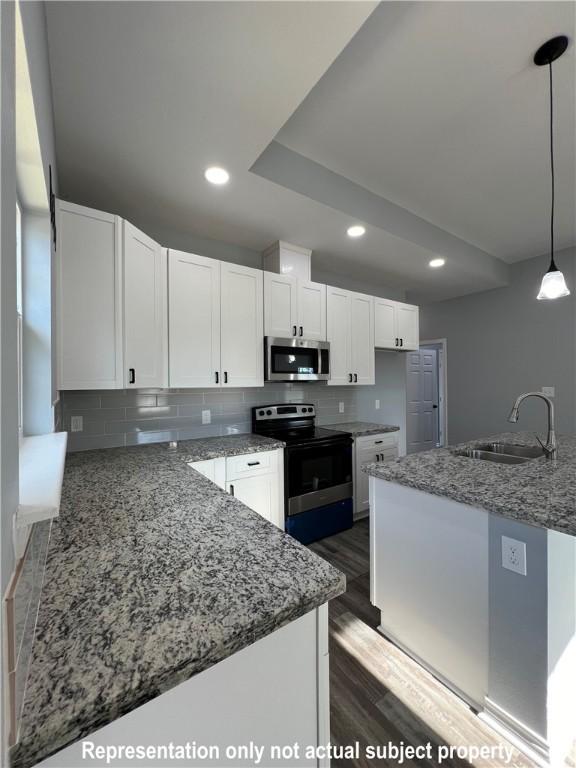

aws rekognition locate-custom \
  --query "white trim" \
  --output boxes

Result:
[481,699,550,767]
[17,432,68,527]
[420,338,448,446]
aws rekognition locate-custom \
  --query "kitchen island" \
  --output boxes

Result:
[11,435,345,768]
[365,432,576,767]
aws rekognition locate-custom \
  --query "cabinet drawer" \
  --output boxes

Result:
[356,433,398,451]
[226,450,278,481]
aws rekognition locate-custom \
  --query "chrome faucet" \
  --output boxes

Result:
[507,392,557,460]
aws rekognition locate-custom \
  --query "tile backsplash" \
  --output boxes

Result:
[60,384,359,451]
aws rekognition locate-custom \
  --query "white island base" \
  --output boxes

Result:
[37,606,330,768]
[370,476,576,768]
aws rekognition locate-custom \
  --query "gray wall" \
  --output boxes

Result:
[60,383,359,452]
[355,350,407,454]
[420,250,576,444]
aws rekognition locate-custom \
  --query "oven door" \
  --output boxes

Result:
[285,438,353,516]
[265,337,330,382]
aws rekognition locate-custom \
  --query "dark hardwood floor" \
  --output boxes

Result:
[310,519,547,768]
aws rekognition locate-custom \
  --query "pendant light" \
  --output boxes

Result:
[534,36,570,300]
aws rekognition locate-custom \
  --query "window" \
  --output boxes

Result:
[16,201,23,439]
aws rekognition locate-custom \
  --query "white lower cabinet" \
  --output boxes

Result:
[190,450,283,529]
[354,432,398,519]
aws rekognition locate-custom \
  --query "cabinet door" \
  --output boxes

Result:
[327,286,352,385]
[350,292,375,385]
[189,458,226,489]
[228,474,281,527]
[396,303,420,351]
[298,280,326,341]
[221,263,264,387]
[56,200,123,389]
[263,272,298,338]
[168,250,221,388]
[123,222,167,388]
[374,297,398,349]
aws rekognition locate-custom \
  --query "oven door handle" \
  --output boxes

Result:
[286,439,352,452]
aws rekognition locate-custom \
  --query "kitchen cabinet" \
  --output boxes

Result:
[56,200,123,389]
[375,298,419,351]
[264,272,326,341]
[168,253,263,388]
[226,449,283,528]
[123,222,167,388]
[353,432,398,519]
[188,457,225,489]
[327,287,374,385]
[221,262,263,387]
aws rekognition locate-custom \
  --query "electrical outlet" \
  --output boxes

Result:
[375,399,380,410]
[70,416,83,432]
[202,409,211,425]
[502,536,527,575]
[339,402,345,414]
[541,386,555,397]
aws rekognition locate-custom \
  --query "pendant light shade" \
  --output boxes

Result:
[534,36,571,301]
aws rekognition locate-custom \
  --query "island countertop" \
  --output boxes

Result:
[11,434,345,768]
[364,431,576,537]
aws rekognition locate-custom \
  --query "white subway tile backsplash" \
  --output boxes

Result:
[60,383,359,452]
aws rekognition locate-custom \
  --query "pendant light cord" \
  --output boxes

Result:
[548,61,556,270]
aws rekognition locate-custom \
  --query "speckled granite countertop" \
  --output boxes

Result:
[364,432,576,536]
[11,435,345,768]
[325,422,400,437]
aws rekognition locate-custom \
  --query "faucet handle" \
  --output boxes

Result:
[534,433,552,456]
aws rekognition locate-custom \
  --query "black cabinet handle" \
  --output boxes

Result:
[215,371,219,384]
[400,338,404,347]
[224,371,228,384]
[375,440,383,444]
[230,484,234,496]
[299,326,303,337]
[348,373,353,383]
[129,368,135,384]
[433,404,438,409]
[247,461,260,466]
[395,338,398,347]
[354,373,358,382]
[293,325,297,336]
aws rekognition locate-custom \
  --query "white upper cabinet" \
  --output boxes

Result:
[327,286,352,385]
[168,250,221,388]
[375,298,419,351]
[327,287,374,385]
[298,280,326,341]
[221,262,264,388]
[264,274,326,341]
[263,272,298,338]
[350,292,375,385]
[123,222,167,389]
[56,200,123,389]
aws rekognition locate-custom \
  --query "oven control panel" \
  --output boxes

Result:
[253,404,315,421]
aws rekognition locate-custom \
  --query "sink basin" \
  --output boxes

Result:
[478,442,545,459]
[455,448,531,465]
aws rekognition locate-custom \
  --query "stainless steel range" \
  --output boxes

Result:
[252,404,353,544]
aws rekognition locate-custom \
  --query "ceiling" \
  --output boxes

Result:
[45,1,576,302]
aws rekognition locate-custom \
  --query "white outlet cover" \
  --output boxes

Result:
[375,399,380,410]
[70,415,83,432]
[339,402,345,414]
[541,386,555,397]
[202,409,211,425]
[502,535,527,576]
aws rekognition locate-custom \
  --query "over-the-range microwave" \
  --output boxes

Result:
[264,337,330,382]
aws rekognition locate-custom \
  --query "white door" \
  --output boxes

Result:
[327,286,352,385]
[374,297,398,349]
[350,292,375,385]
[263,272,298,338]
[56,200,123,389]
[298,280,326,341]
[228,475,280,527]
[406,348,439,453]
[220,263,264,387]
[168,250,221,388]
[396,303,420,351]
[123,222,167,388]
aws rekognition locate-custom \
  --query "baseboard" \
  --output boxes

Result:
[481,699,550,767]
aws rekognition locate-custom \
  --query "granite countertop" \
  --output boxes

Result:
[324,422,400,437]
[364,431,576,536]
[11,434,345,768]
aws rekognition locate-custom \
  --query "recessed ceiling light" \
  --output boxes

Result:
[429,258,445,268]
[347,225,366,238]
[204,166,230,185]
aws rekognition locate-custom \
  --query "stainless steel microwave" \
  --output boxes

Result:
[265,337,330,382]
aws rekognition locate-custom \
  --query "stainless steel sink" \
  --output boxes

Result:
[455,448,531,465]
[479,442,545,459]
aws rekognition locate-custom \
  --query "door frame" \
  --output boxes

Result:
[406,338,448,448]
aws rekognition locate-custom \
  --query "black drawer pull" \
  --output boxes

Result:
[375,440,383,444]
[129,368,135,384]
[247,461,260,466]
